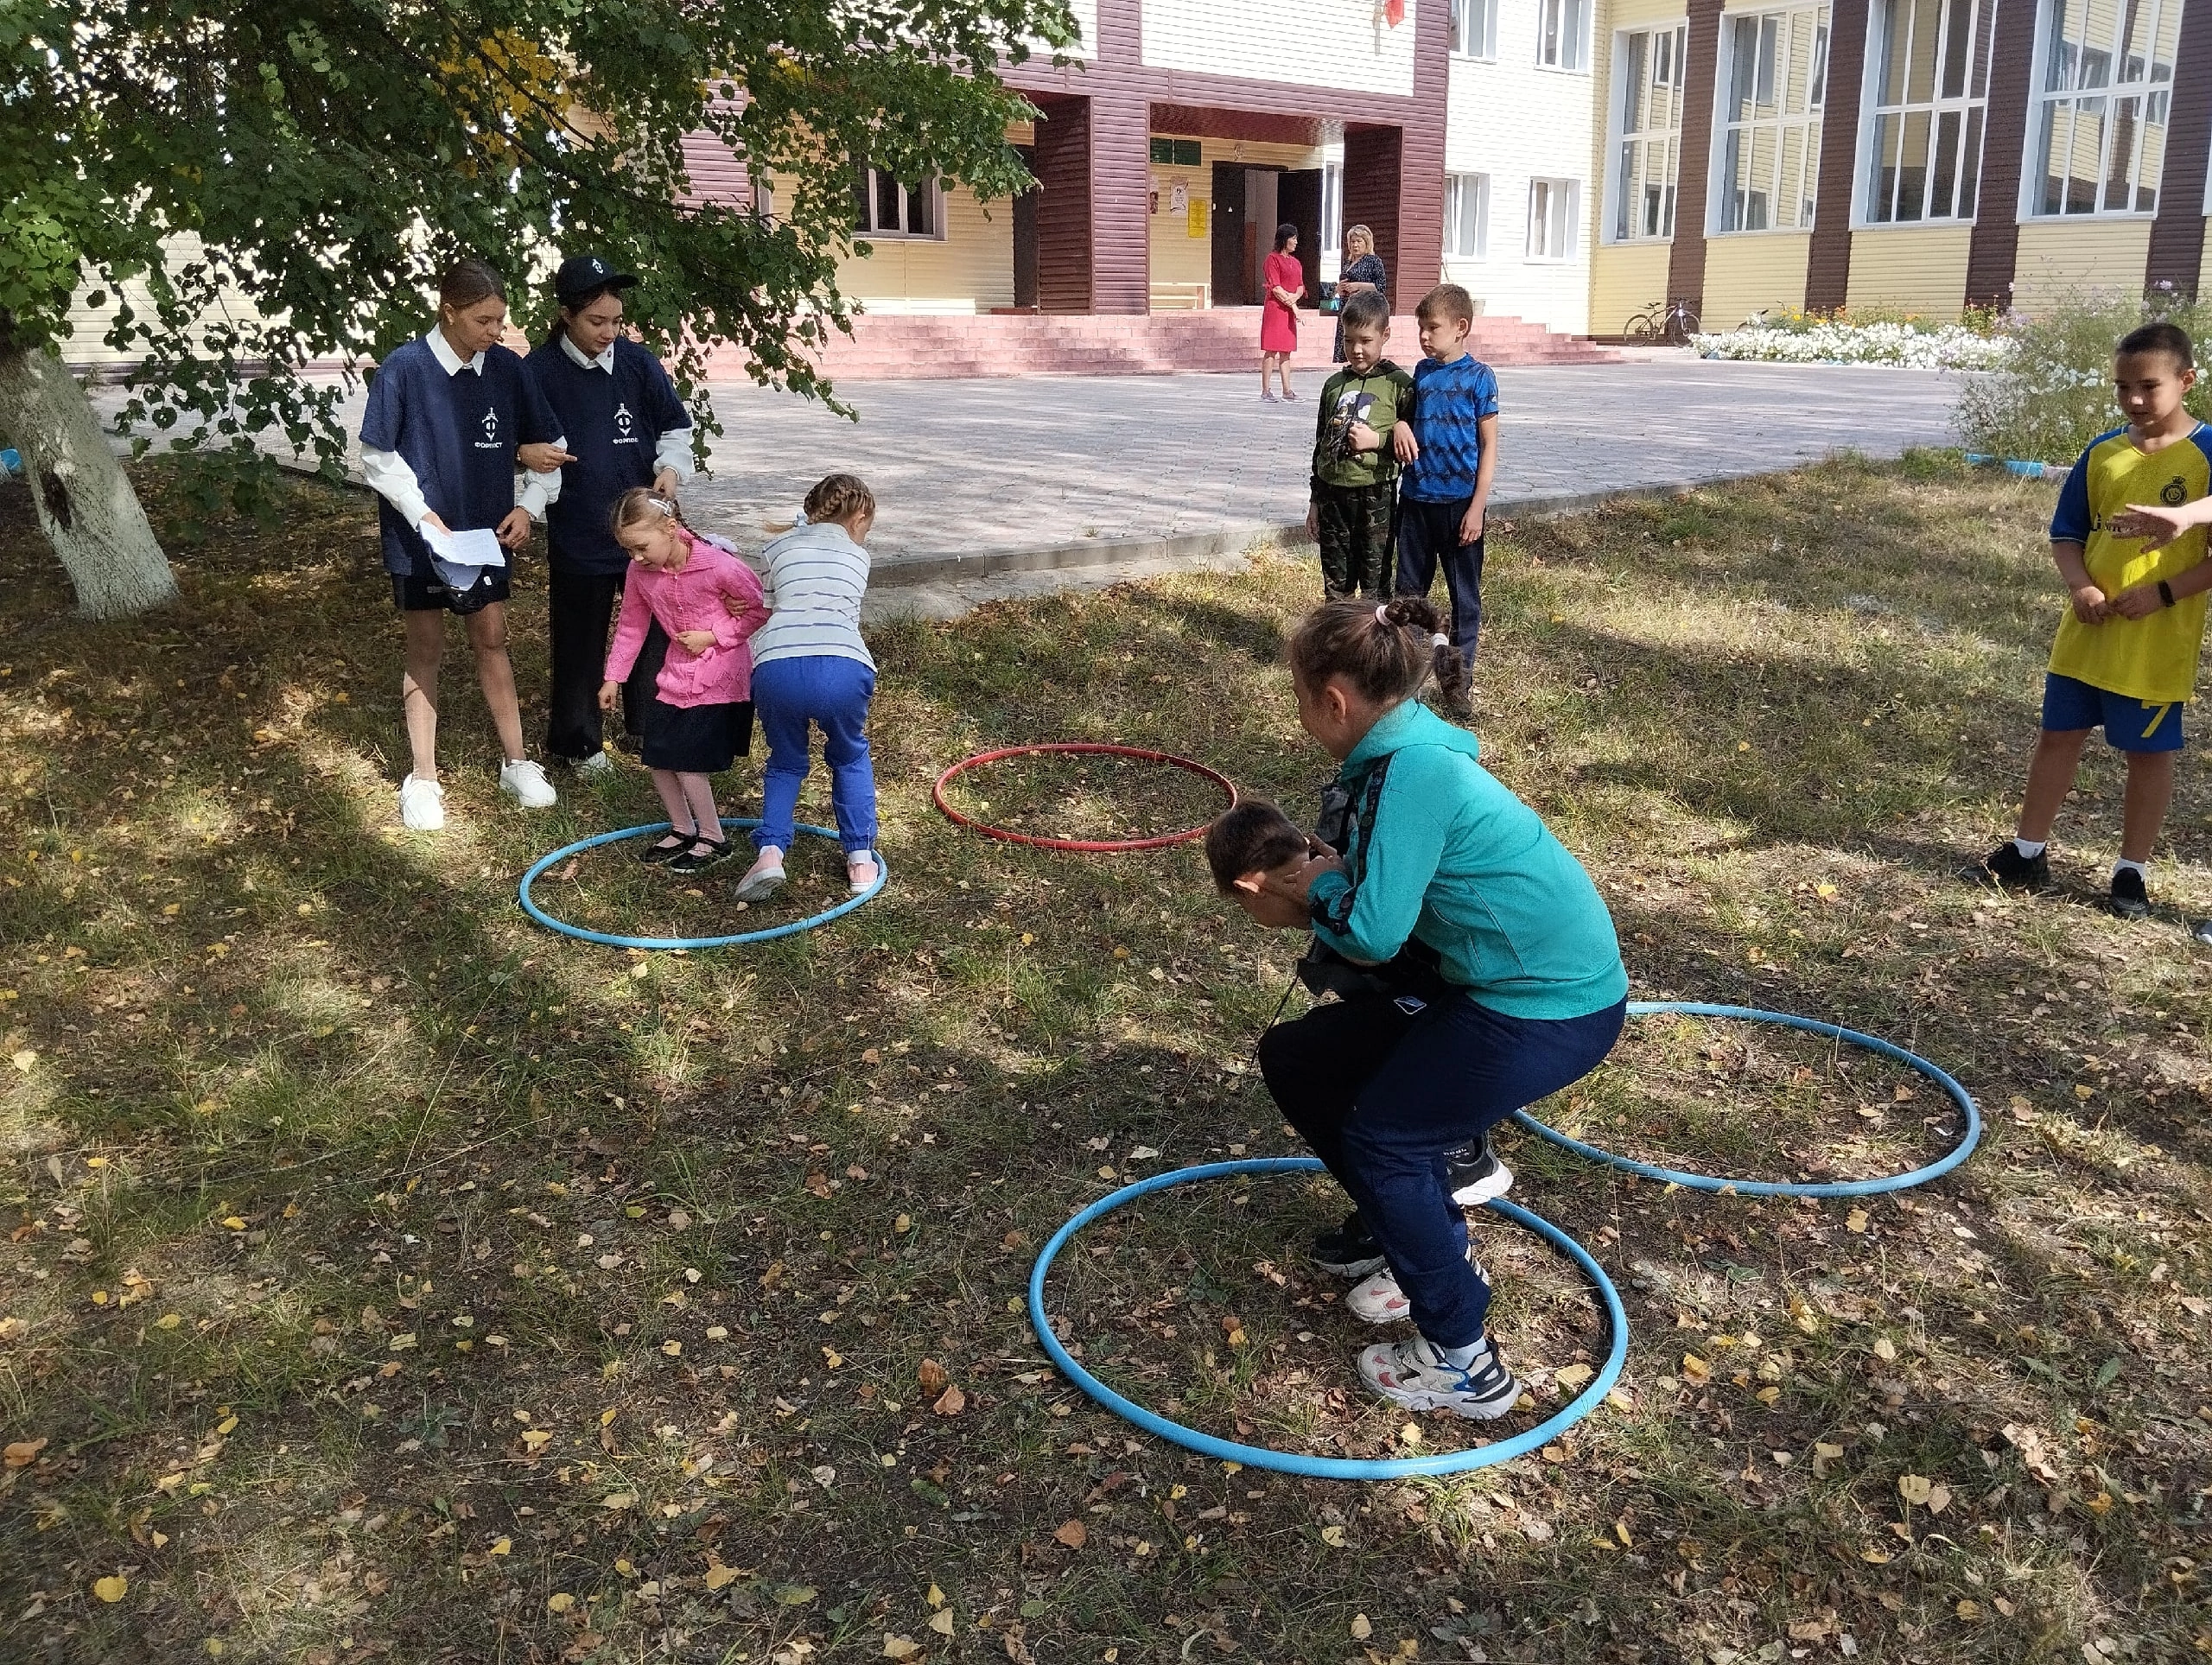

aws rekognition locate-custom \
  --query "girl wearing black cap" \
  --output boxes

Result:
[525,255,695,774]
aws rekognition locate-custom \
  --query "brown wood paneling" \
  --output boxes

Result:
[1806,0,1871,312]
[1394,0,1449,302]
[2147,0,2212,297]
[1033,95,1095,312]
[1344,127,1407,298]
[1147,105,1324,146]
[1668,0,1726,322]
[1966,0,2037,308]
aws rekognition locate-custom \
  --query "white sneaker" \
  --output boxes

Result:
[734,853,786,903]
[1347,1252,1488,1325]
[573,751,614,778]
[846,850,880,894]
[1357,1333,1522,1420]
[499,758,557,810]
[399,774,446,831]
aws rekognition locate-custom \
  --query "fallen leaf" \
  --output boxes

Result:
[932,1384,967,1416]
[1846,1208,1869,1233]
[882,1638,923,1661]
[926,1584,946,1610]
[546,1592,575,1613]
[489,1538,512,1556]
[92,1575,128,1604]
[918,1359,949,1394]
[10,1050,35,1073]
[773,1584,817,1606]
[1053,1519,1088,1550]
[1872,1336,1897,1362]
[1554,1363,1594,1390]
[1351,1615,1373,1641]
[703,1561,741,1591]
[3,1438,48,1468]
[521,1430,555,1452]
[928,1609,956,1637]
[1897,1474,1933,1507]
[1319,1524,1347,1547]
[1681,1353,1711,1383]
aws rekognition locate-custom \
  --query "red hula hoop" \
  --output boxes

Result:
[932,743,1239,852]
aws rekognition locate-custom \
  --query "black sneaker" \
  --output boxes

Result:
[2107,867,2151,920]
[1967,841,2050,892]
[636,832,692,866]
[1309,1211,1387,1278]
[665,836,734,874]
[1446,1134,1514,1206]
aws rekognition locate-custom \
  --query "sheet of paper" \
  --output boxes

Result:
[423,524,505,571]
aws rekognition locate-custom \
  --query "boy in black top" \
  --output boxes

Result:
[1305,290,1413,600]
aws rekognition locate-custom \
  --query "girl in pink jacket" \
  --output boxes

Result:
[600,490,768,873]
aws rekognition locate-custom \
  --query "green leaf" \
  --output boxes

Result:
[2093,1356,2122,1390]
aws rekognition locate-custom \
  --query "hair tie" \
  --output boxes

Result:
[1374,604,1393,627]
[1431,632,1450,650]
[651,496,676,518]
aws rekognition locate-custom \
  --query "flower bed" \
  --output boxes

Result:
[1691,321,2012,371]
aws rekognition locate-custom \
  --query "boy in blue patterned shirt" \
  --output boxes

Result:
[1389,284,1500,698]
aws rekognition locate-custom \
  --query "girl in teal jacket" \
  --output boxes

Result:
[1219,595,1628,1420]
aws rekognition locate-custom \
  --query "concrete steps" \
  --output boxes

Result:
[702,309,1616,382]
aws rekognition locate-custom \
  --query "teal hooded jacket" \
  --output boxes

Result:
[1305,701,1628,1021]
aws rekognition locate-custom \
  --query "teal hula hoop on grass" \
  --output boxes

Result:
[1511,1001,1981,1198]
[1027,1157,1628,1481]
[518,818,887,950]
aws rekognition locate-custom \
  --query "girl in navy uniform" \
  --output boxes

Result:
[359,257,569,830]
[524,254,694,774]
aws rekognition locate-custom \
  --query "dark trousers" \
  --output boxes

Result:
[545,564,658,763]
[1314,480,1395,599]
[1259,992,1625,1349]
[1394,496,1485,666]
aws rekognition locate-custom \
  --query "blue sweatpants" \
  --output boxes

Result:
[1260,990,1626,1350]
[750,655,878,855]
[1394,495,1485,667]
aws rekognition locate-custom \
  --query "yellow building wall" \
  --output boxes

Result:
[1591,241,1674,334]
[2009,219,2152,312]
[1700,233,1810,327]
[830,183,1015,314]
[1844,226,1971,318]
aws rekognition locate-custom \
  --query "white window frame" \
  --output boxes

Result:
[1526,177,1581,260]
[1860,0,1995,226]
[1445,172,1491,258]
[1714,5,1831,233]
[1321,162,1344,257]
[1536,0,1591,72]
[1610,22,1689,242]
[2027,0,2182,219]
[1452,0,1500,60]
[853,164,944,240]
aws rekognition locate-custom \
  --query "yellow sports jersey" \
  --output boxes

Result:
[2047,423,2212,704]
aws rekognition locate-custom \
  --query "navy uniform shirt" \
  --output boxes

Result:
[525,336,691,575]
[359,337,560,575]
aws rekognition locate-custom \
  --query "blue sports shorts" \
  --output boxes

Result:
[2042,671,2186,753]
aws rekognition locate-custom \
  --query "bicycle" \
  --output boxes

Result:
[1624,297,1701,344]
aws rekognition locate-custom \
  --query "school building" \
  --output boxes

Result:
[689,0,2212,374]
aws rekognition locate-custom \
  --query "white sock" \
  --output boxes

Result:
[1433,1338,1483,1369]
[2012,837,2046,859]
[2113,858,2147,880]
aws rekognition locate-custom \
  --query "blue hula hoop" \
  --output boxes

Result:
[1027,1157,1628,1481]
[518,818,886,950]
[1511,1001,1981,1198]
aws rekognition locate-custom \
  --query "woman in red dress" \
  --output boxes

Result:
[1260,222,1304,404]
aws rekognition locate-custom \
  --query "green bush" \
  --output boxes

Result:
[1954,289,2212,464]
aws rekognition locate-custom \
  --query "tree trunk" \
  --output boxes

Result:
[0,342,178,618]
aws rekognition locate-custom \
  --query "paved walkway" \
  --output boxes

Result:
[683,358,1964,569]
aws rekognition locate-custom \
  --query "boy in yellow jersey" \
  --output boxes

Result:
[1970,322,2212,920]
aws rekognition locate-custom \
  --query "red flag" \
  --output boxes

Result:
[1383,0,1406,23]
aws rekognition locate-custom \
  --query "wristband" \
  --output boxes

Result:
[2159,580,2176,608]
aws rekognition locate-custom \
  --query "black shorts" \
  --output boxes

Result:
[390,553,512,615]
[640,700,755,774]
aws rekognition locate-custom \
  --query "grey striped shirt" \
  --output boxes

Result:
[748,521,875,671]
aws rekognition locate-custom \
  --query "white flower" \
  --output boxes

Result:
[1690,321,2012,372]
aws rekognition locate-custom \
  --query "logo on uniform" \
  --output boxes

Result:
[474,404,502,451]
[2163,476,2189,505]
[612,400,639,445]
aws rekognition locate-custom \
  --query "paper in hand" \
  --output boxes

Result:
[423,523,506,592]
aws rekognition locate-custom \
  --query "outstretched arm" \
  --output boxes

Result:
[2108,496,2212,550]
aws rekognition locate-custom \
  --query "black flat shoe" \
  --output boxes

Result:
[665,836,734,874]
[637,833,693,866]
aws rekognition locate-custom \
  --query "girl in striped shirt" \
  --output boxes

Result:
[734,474,881,899]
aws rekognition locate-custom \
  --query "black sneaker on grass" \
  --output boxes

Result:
[2107,867,2151,920]
[1446,1133,1514,1206]
[1309,1211,1387,1278]
[1967,842,2050,892]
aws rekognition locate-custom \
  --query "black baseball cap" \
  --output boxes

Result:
[554,254,639,305]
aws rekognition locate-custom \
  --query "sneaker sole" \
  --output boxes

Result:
[733,872,787,903]
[1958,861,2046,893]
[1310,1251,1389,1278]
[1364,1378,1523,1420]
[2107,899,2151,920]
[1450,1160,1514,1208]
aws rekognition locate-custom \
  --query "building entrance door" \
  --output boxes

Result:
[1279,168,1324,305]
[1210,162,1248,304]
[1012,144,1039,310]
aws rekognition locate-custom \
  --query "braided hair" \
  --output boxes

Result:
[1287,595,1467,709]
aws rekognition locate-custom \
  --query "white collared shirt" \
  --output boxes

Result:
[360,328,567,528]
[556,331,694,480]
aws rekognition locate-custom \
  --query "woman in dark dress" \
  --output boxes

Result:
[1332,224,1389,364]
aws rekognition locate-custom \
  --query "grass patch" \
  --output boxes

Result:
[1,454,2209,1663]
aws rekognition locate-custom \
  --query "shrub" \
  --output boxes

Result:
[1691,319,2011,370]
[1953,289,2212,464]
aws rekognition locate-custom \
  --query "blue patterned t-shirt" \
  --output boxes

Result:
[1402,353,1500,503]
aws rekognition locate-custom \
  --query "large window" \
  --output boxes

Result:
[1537,0,1591,70]
[1866,0,1994,222]
[853,164,939,238]
[1446,173,1491,257]
[1615,24,1688,239]
[1322,162,1344,257]
[1452,0,1499,59]
[1527,177,1580,258]
[1719,6,1830,231]
[2032,0,2182,216]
